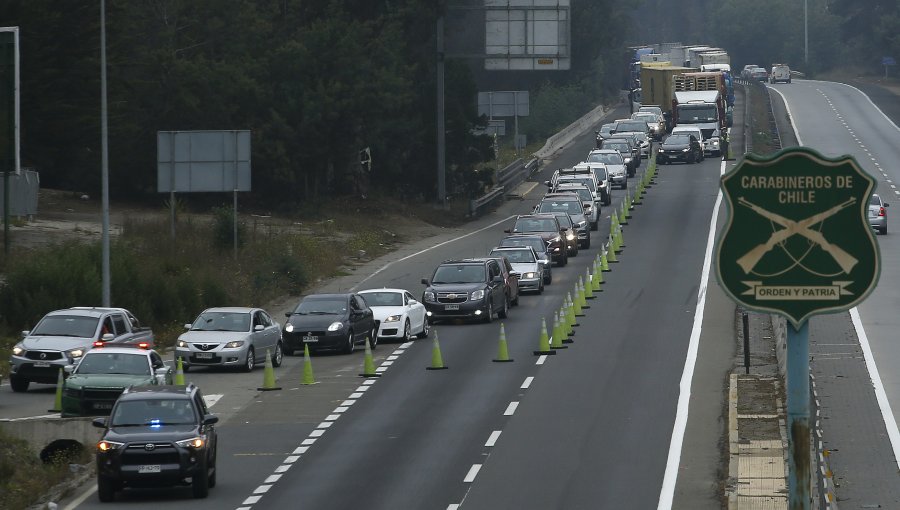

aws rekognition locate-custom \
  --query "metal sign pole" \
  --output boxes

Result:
[233,132,238,260]
[787,320,810,510]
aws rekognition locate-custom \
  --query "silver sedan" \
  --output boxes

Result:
[174,307,283,372]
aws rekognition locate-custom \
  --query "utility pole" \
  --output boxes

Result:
[804,0,808,66]
[436,12,447,209]
[100,0,111,307]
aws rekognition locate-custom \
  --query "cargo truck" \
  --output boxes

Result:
[640,65,698,131]
[673,89,727,156]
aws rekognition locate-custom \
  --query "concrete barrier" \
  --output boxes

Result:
[0,415,101,459]
[533,102,610,161]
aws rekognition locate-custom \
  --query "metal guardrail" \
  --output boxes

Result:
[469,157,540,217]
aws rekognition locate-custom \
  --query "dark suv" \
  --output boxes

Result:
[421,258,513,323]
[92,384,218,501]
[504,214,567,266]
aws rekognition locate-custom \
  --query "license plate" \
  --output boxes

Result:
[302,335,319,343]
[195,352,213,359]
[93,402,113,410]
[138,465,161,474]
[33,361,51,368]
[445,304,460,310]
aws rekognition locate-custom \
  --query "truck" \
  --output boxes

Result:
[698,51,730,72]
[640,65,698,130]
[673,89,727,156]
[8,307,155,392]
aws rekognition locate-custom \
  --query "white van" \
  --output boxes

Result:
[770,64,791,84]
[670,126,705,161]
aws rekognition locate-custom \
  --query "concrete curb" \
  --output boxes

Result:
[532,102,611,161]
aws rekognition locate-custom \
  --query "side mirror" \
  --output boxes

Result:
[64,365,75,375]
[285,312,292,318]
[155,367,169,376]
[183,323,192,330]
[544,180,552,187]
[102,333,114,341]
[503,229,512,234]
[421,278,430,285]
[21,330,29,338]
[884,203,890,208]
[560,228,567,234]
[492,275,503,283]
[202,415,219,426]
[92,417,108,428]
[254,324,264,331]
[408,299,418,305]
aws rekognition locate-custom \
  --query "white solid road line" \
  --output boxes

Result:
[656,158,725,509]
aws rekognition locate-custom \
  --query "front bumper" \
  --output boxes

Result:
[656,150,693,163]
[62,387,125,417]
[283,330,348,351]
[703,137,720,155]
[97,444,207,486]
[423,298,491,320]
[174,346,249,367]
[9,354,73,384]
[375,320,406,339]
[609,174,627,188]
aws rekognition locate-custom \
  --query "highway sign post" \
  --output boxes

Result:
[716,147,880,510]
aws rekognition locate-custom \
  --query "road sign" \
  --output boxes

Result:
[882,56,896,66]
[716,147,880,327]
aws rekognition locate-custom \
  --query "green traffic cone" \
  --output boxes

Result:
[493,323,513,362]
[593,264,605,291]
[567,293,580,328]
[608,235,619,262]
[618,201,628,225]
[427,332,449,369]
[301,344,318,385]
[174,357,186,385]
[560,308,574,343]
[601,249,612,271]
[534,317,556,355]
[49,368,63,413]
[360,337,381,377]
[616,224,625,250]
[550,315,567,350]
[551,314,563,346]
[257,349,282,391]
[585,268,596,299]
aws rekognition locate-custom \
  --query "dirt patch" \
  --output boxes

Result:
[738,417,781,441]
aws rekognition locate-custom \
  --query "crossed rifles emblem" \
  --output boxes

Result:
[736,197,858,275]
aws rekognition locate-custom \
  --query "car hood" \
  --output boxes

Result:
[21,335,93,352]
[287,313,348,330]
[177,331,251,344]
[510,262,540,274]
[661,142,690,150]
[67,374,152,389]
[105,424,198,442]
[367,305,406,321]
[427,282,487,293]
[605,164,626,176]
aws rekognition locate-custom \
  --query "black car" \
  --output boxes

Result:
[283,293,377,354]
[504,214,567,266]
[600,138,638,176]
[93,384,218,502]
[656,133,703,164]
[421,258,511,323]
[498,234,553,284]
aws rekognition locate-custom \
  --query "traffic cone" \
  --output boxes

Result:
[493,323,513,362]
[601,248,612,271]
[534,317,557,355]
[49,368,63,413]
[301,344,318,385]
[610,211,619,234]
[576,279,588,311]
[360,337,381,377]
[560,308,574,343]
[633,181,643,205]
[585,268,596,299]
[592,264,605,291]
[551,314,563,345]
[607,235,619,261]
[550,315,567,350]
[426,332,449,369]
[616,223,626,250]
[174,357,186,385]
[257,349,282,391]
[567,293,579,327]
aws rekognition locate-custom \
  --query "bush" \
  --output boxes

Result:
[211,206,247,249]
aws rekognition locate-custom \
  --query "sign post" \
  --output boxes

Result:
[716,147,880,509]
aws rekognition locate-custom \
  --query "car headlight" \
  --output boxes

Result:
[523,272,537,279]
[284,323,294,333]
[384,315,401,323]
[97,440,124,452]
[64,387,81,398]
[12,343,25,356]
[327,322,344,332]
[682,148,690,152]
[566,232,575,240]
[576,220,587,228]
[224,341,244,348]
[551,236,561,244]
[68,348,84,359]
[712,140,719,146]
[176,339,188,348]
[424,291,435,301]
[471,289,485,300]
[175,436,206,449]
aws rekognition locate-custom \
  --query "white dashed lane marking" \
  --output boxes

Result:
[463,464,482,483]
[485,430,502,447]
[504,402,519,416]
[521,376,534,389]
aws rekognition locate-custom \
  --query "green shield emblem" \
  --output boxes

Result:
[716,147,880,327]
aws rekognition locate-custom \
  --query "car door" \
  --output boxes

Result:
[501,257,519,302]
[350,295,373,342]
[259,310,279,351]
[249,311,265,358]
[405,291,425,333]
[110,313,130,343]
[487,261,504,308]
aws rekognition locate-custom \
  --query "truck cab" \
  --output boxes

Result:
[674,90,726,157]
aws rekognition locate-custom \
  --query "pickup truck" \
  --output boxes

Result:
[8,307,154,392]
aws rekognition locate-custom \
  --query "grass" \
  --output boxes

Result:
[748,84,780,156]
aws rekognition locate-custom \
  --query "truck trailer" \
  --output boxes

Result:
[640,65,698,129]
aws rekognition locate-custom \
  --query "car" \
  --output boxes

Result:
[174,307,283,372]
[282,294,376,354]
[61,346,172,418]
[869,193,889,234]
[564,163,612,206]
[741,64,759,80]
[594,123,616,147]
[750,67,768,81]
[639,105,667,132]
[92,384,218,501]
[608,132,644,169]
[489,247,544,294]
[498,234,553,284]
[553,182,600,231]
[631,111,664,140]
[505,214,568,266]
[535,193,590,249]
[421,258,512,323]
[585,149,627,191]
[599,138,638,176]
[656,133,703,164]
[358,288,429,342]
[770,64,791,84]
[545,211,582,253]
[670,125,705,161]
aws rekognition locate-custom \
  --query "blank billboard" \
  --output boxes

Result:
[157,130,251,193]
[484,0,570,70]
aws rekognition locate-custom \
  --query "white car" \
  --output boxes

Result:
[174,307,283,372]
[358,288,429,342]
[489,247,544,294]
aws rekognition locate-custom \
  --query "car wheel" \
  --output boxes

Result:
[272,342,283,368]
[881,225,888,235]
[343,330,355,354]
[402,320,412,342]
[544,269,552,285]
[243,347,255,372]
[182,363,191,373]
[591,221,598,231]
[97,474,116,502]
[369,327,378,349]
[511,289,519,306]
[582,236,591,249]
[416,319,429,339]
[604,195,611,206]
[538,280,545,294]
[208,447,217,488]
[484,301,494,323]
[192,459,210,499]
[498,296,509,319]
[9,375,29,393]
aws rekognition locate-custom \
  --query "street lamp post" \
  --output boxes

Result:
[100,0,110,307]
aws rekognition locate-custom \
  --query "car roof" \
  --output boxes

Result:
[119,385,196,400]
[84,346,155,356]
[543,192,581,199]
[439,259,487,265]
[47,308,116,318]
[358,288,408,295]
[491,246,535,252]
[201,307,259,313]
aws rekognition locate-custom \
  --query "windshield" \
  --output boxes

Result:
[677,105,718,122]
[514,218,557,233]
[431,264,486,284]
[586,152,623,166]
[490,249,535,263]
[665,135,692,145]
[537,200,581,215]
[639,107,662,116]
[31,315,99,337]
[602,141,629,153]
[558,177,595,191]
[557,188,592,201]
[359,292,403,307]
[499,237,546,253]
[294,298,347,315]
[111,399,197,427]
[191,311,251,331]
[76,352,150,375]
[552,213,574,227]
[869,195,882,206]
[632,114,656,123]
[615,121,647,133]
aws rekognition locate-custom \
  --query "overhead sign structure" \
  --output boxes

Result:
[717,147,879,327]
[484,0,570,70]
[477,91,530,118]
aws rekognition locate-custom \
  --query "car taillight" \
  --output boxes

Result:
[137,342,149,349]
[879,207,886,217]
[93,341,105,347]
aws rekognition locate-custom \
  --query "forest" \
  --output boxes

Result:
[0,0,896,208]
